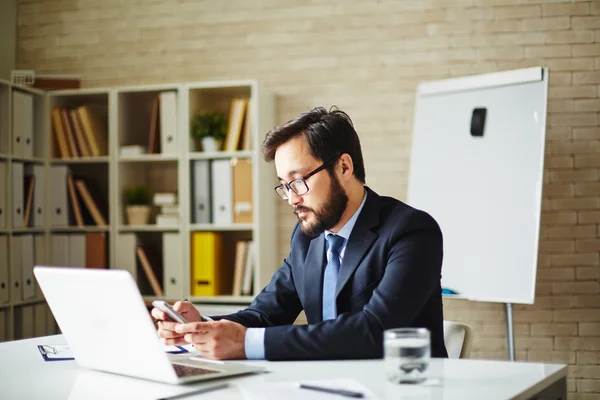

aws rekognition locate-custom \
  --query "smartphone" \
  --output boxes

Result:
[152,300,189,323]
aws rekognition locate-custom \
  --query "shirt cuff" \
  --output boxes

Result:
[244,328,266,360]
[201,316,213,322]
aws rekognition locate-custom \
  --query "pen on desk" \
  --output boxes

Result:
[157,383,229,400]
[299,384,365,398]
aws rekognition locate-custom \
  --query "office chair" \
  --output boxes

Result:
[443,320,474,359]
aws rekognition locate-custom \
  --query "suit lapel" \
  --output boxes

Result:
[304,233,326,322]
[335,188,379,298]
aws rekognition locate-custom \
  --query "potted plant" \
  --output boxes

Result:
[124,185,151,225]
[190,111,227,152]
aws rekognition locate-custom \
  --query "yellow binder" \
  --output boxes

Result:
[191,232,225,296]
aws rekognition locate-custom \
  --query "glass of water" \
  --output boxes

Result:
[384,328,431,384]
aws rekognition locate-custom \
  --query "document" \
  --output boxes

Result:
[38,343,188,361]
[236,378,379,400]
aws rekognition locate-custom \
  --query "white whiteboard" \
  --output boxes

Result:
[407,67,548,305]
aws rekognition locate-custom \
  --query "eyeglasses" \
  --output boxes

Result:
[274,156,340,200]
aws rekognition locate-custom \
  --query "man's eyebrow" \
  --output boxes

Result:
[277,167,306,181]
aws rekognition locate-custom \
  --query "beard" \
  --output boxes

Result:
[294,173,348,237]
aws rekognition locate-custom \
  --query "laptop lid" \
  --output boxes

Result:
[33,266,262,384]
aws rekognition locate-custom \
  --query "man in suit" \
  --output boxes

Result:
[153,106,448,360]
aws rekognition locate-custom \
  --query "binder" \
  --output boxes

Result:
[30,165,45,227]
[0,162,5,228]
[12,162,24,228]
[191,232,227,296]
[223,98,248,151]
[21,234,35,300]
[241,241,255,296]
[11,235,22,302]
[159,91,178,154]
[0,309,6,341]
[85,232,106,269]
[191,160,211,223]
[232,158,253,224]
[45,303,57,335]
[34,303,46,337]
[211,159,233,225]
[163,232,183,298]
[50,235,69,266]
[49,166,69,227]
[232,241,248,296]
[115,233,136,280]
[34,235,45,300]
[12,91,34,158]
[19,305,34,339]
[68,234,86,267]
[0,235,9,304]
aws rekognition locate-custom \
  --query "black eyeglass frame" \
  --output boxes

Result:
[274,155,341,200]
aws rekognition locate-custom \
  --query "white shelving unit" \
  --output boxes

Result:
[0,78,277,341]
[56,80,277,311]
[0,79,58,342]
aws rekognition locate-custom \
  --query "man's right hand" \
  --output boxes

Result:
[151,301,202,346]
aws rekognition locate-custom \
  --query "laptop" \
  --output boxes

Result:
[33,266,265,385]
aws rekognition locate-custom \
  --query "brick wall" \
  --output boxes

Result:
[17,1,600,397]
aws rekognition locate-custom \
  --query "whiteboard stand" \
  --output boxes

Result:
[408,67,549,363]
[505,303,515,361]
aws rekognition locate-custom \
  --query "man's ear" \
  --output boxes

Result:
[339,153,354,181]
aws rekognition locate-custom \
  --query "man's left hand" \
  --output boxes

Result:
[175,319,247,360]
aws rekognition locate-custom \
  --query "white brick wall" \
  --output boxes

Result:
[17,0,600,396]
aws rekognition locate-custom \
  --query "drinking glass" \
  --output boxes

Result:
[384,328,431,384]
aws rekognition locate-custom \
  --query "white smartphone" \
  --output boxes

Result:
[152,300,189,323]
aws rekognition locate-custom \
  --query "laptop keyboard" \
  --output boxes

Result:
[172,363,219,378]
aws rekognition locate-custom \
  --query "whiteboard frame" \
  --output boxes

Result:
[408,67,548,305]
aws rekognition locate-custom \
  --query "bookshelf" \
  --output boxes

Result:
[0,79,59,342]
[0,78,277,342]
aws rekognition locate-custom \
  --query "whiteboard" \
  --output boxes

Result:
[407,67,548,305]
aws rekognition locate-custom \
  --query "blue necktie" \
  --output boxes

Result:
[322,234,345,320]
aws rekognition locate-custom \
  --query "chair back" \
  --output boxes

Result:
[443,320,473,359]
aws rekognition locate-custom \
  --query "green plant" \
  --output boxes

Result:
[124,185,150,206]
[191,111,227,141]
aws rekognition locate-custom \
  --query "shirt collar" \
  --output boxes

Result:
[325,189,368,242]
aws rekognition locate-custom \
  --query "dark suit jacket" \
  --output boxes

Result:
[218,187,447,360]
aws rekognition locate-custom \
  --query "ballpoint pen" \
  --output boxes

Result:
[299,383,365,398]
[157,383,229,400]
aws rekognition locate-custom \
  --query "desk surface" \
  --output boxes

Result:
[1,335,566,400]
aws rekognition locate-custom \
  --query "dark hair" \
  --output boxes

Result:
[261,106,366,183]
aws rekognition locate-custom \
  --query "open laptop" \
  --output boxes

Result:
[34,266,265,385]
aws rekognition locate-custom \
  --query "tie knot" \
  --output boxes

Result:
[327,234,344,254]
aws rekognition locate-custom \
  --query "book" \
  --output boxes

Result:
[148,95,160,154]
[50,108,70,159]
[76,105,108,156]
[156,214,179,226]
[153,192,177,206]
[74,179,108,226]
[160,204,179,215]
[119,145,146,157]
[61,109,79,158]
[70,109,91,157]
[241,99,252,151]
[67,175,84,227]
[223,98,248,152]
[86,232,107,269]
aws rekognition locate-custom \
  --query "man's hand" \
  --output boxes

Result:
[175,319,247,360]
[152,301,201,346]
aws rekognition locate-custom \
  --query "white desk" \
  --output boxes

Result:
[1,335,566,400]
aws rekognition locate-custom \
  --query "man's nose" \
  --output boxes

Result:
[287,190,302,207]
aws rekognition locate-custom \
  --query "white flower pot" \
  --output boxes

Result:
[126,205,151,225]
[201,137,220,152]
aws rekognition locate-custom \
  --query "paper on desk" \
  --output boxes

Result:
[236,378,380,400]
[38,343,188,361]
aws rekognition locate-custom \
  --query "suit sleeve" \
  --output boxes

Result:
[263,211,443,360]
[210,224,304,328]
